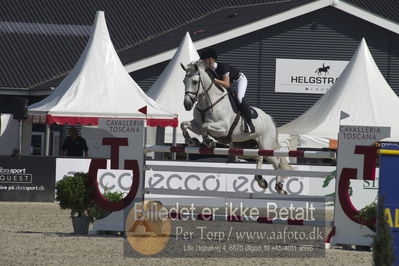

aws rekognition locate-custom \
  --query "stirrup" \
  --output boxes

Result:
[243,123,249,133]
[243,122,255,133]
[248,124,256,133]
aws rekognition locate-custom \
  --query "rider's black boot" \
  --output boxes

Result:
[239,101,256,133]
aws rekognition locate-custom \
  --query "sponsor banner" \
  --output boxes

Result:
[332,125,390,246]
[146,161,312,195]
[55,159,377,209]
[56,158,132,195]
[379,145,399,264]
[379,141,399,148]
[0,156,55,202]
[275,59,348,94]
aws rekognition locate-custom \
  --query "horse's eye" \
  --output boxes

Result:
[192,80,198,85]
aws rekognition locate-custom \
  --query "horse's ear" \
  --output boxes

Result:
[194,63,199,71]
[180,63,186,71]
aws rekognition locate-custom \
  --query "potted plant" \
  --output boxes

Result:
[355,200,377,237]
[356,201,376,226]
[56,172,126,234]
[55,172,94,234]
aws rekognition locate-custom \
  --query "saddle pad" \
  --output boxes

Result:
[227,89,239,113]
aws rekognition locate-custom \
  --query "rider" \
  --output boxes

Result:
[200,48,255,133]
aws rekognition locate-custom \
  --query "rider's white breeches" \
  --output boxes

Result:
[230,73,247,104]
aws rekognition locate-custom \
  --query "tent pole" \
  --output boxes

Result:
[172,127,177,160]
[45,124,50,156]
[18,120,23,157]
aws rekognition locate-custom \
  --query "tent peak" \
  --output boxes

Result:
[278,38,399,147]
[146,32,200,142]
[28,10,177,126]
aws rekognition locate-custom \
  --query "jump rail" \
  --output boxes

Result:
[145,145,336,159]
[168,212,333,226]
[145,188,334,202]
[145,164,332,178]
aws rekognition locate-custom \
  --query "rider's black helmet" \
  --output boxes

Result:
[200,48,217,60]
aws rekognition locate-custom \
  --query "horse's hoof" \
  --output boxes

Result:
[275,182,287,194]
[202,140,215,148]
[192,138,200,146]
[226,155,237,163]
[257,180,268,189]
[185,140,194,146]
[186,138,200,146]
[255,175,268,189]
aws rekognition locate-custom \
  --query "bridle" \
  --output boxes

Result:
[184,68,214,103]
[184,65,227,118]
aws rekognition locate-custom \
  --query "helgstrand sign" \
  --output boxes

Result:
[275,59,348,94]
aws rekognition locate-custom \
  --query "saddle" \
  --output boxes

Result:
[215,89,259,144]
[204,68,258,143]
[227,89,258,119]
[206,68,257,118]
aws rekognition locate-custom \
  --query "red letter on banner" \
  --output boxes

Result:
[102,138,128,169]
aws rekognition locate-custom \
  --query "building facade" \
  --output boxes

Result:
[132,6,399,126]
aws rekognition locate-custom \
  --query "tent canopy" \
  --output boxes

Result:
[147,32,200,142]
[28,11,177,127]
[278,38,399,148]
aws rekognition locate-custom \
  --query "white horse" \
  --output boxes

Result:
[180,60,292,194]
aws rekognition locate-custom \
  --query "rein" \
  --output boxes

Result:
[186,66,227,119]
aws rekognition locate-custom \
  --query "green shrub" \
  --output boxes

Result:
[56,172,126,222]
[55,172,94,217]
[356,201,376,225]
[91,191,125,220]
[373,197,395,266]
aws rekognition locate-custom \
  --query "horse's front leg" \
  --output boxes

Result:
[201,134,216,148]
[200,122,228,148]
[201,122,228,138]
[180,120,201,146]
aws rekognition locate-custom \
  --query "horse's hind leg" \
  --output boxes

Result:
[255,156,268,189]
[266,156,288,195]
[256,118,289,194]
[226,142,238,163]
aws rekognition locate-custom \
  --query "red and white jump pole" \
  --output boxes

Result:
[145,145,336,159]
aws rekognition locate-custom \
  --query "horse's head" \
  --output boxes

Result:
[181,60,208,111]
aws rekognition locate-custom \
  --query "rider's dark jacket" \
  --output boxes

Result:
[213,63,241,81]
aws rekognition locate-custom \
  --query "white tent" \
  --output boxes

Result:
[0,114,19,155]
[28,11,177,127]
[278,38,399,148]
[147,32,200,143]
[0,114,32,156]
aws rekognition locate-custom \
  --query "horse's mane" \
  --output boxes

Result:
[185,60,224,91]
[186,60,217,79]
[185,60,206,73]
